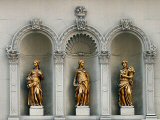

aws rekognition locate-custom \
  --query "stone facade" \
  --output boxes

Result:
[1,0,160,120]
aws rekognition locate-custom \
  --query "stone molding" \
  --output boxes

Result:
[75,6,87,31]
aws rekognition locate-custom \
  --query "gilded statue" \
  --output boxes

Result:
[27,59,44,106]
[73,60,90,106]
[119,60,135,106]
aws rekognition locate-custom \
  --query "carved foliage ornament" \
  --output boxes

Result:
[30,19,42,30]
[6,45,19,63]
[75,6,87,31]
[120,19,132,30]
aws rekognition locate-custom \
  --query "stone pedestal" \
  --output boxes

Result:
[120,106,134,115]
[29,106,44,116]
[76,106,90,116]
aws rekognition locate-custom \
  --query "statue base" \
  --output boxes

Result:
[76,106,90,116]
[29,106,44,116]
[120,106,134,115]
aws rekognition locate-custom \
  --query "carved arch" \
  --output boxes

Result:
[104,19,156,53]
[59,25,103,53]
[8,19,58,53]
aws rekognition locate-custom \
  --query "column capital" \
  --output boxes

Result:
[99,51,111,64]
[144,50,156,64]
[54,51,66,64]
[6,46,19,64]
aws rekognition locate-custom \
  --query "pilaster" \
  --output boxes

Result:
[99,51,111,119]
[144,50,157,119]
[54,51,65,119]
[6,46,20,120]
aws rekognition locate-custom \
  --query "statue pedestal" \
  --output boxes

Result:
[120,106,134,115]
[29,106,44,116]
[76,106,90,116]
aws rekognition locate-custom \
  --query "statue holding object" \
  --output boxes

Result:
[27,59,44,106]
[119,60,135,106]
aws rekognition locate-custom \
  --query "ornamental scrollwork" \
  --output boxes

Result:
[75,6,87,31]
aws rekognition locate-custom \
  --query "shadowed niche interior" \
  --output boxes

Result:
[19,33,53,115]
[111,33,143,115]
[64,33,100,116]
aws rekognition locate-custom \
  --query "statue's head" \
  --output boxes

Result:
[122,60,128,68]
[78,59,85,68]
[33,59,40,68]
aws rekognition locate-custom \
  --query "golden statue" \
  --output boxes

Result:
[27,59,44,106]
[73,60,90,106]
[119,60,135,106]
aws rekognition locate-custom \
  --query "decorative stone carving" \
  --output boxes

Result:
[59,25,102,53]
[30,18,42,30]
[6,45,19,63]
[120,19,132,30]
[54,51,66,64]
[144,50,157,63]
[99,51,111,64]
[75,6,87,31]
[66,34,97,56]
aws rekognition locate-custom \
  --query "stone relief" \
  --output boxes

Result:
[75,6,87,31]
[6,45,19,63]
[31,18,42,30]
[66,34,97,56]
[120,19,132,30]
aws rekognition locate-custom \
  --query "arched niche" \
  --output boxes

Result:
[111,33,143,115]
[104,19,157,119]
[60,25,102,116]
[6,19,58,119]
[20,32,53,115]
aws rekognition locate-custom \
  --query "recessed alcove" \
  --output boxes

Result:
[111,33,143,115]
[19,33,54,115]
[64,33,100,116]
